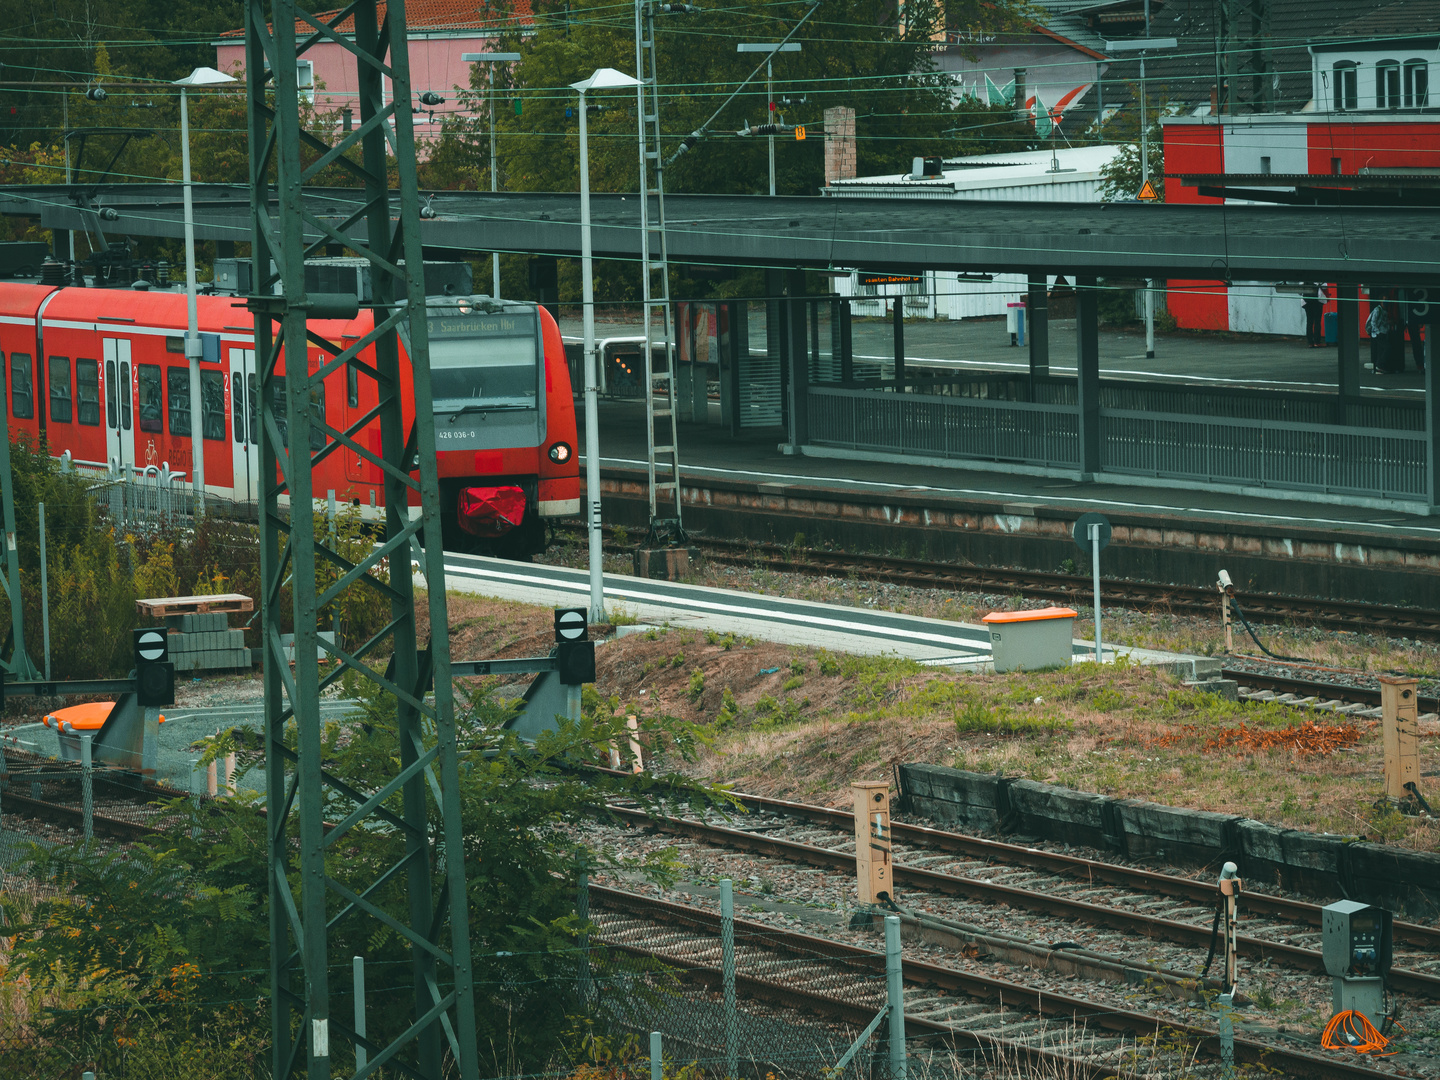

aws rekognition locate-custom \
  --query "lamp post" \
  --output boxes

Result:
[571,67,641,624]
[737,43,801,196]
[461,52,521,297]
[173,66,236,517]
[1104,36,1175,361]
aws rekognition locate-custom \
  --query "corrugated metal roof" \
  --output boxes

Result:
[823,145,1120,201]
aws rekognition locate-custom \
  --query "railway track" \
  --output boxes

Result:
[598,794,1440,1000]
[591,883,1414,1080]
[1223,666,1440,716]
[560,524,1440,640]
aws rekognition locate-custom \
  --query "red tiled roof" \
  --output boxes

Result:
[221,0,532,40]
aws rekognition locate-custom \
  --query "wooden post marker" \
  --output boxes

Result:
[1379,676,1420,800]
[852,780,893,905]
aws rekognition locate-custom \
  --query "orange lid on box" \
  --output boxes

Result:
[43,702,116,732]
[982,606,1078,624]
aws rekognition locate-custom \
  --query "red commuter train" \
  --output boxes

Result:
[0,283,580,555]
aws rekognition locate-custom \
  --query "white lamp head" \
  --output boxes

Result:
[570,67,642,93]
[174,66,238,88]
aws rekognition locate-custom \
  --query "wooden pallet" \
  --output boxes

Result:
[136,593,254,617]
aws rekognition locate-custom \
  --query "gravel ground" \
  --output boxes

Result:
[573,815,1440,1077]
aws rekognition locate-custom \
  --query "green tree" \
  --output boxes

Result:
[3,686,726,1077]
[1097,83,1169,202]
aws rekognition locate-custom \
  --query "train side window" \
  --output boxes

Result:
[119,361,132,430]
[310,380,326,450]
[137,364,163,433]
[247,373,258,445]
[11,353,33,419]
[271,376,289,448]
[201,370,226,440]
[347,361,359,407]
[232,371,245,443]
[167,366,191,437]
[105,359,118,427]
[48,357,72,423]
[76,360,100,426]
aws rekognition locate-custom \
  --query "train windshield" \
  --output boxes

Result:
[425,310,540,411]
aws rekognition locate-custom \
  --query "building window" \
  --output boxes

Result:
[1377,60,1401,108]
[1405,59,1429,107]
[11,353,33,419]
[298,60,315,105]
[1260,156,1272,174]
[48,357,71,423]
[1334,61,1358,110]
[137,364,163,433]
[76,359,100,426]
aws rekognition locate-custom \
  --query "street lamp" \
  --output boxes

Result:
[737,43,801,196]
[571,67,641,624]
[461,51,521,297]
[1105,33,1176,360]
[173,65,236,517]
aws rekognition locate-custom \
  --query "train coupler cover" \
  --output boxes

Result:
[457,485,527,537]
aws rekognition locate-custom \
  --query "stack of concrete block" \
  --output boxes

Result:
[165,612,250,672]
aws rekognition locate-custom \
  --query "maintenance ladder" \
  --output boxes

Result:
[635,1,684,538]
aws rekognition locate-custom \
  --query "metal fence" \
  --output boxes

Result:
[863,372,1427,432]
[808,387,1080,468]
[807,385,1431,502]
[1100,409,1431,499]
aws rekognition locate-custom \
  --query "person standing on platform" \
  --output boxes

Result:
[1405,295,1426,373]
[1303,283,1326,348]
[1367,296,1395,373]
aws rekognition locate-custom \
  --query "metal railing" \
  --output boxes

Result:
[73,456,191,532]
[808,386,1080,468]
[840,372,1426,431]
[805,384,1430,502]
[1101,408,1431,499]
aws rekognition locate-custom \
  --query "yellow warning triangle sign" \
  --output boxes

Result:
[1137,180,1159,201]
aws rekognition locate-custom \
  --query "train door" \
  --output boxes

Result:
[102,338,134,473]
[229,347,258,505]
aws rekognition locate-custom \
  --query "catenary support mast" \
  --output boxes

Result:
[244,1,477,1077]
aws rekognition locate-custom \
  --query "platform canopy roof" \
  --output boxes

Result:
[5,183,1440,282]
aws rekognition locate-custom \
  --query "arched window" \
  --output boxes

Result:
[1333,61,1358,110]
[1404,59,1429,107]
[1377,59,1402,108]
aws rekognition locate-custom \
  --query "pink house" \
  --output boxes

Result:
[215,0,534,144]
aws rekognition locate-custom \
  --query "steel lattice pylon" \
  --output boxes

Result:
[635,1,684,536]
[244,2,478,1078]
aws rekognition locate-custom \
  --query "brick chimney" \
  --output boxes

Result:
[824,106,856,186]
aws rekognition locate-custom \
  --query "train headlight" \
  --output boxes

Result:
[548,442,572,464]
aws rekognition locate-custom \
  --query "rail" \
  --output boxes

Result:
[593,884,1405,1080]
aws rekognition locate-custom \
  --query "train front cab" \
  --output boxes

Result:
[414,298,579,557]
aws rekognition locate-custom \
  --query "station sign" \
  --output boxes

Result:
[859,272,924,288]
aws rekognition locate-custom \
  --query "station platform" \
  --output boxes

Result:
[582,400,1440,608]
[560,313,1430,396]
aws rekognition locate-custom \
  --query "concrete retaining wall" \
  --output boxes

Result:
[596,470,1440,607]
[897,763,1440,918]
